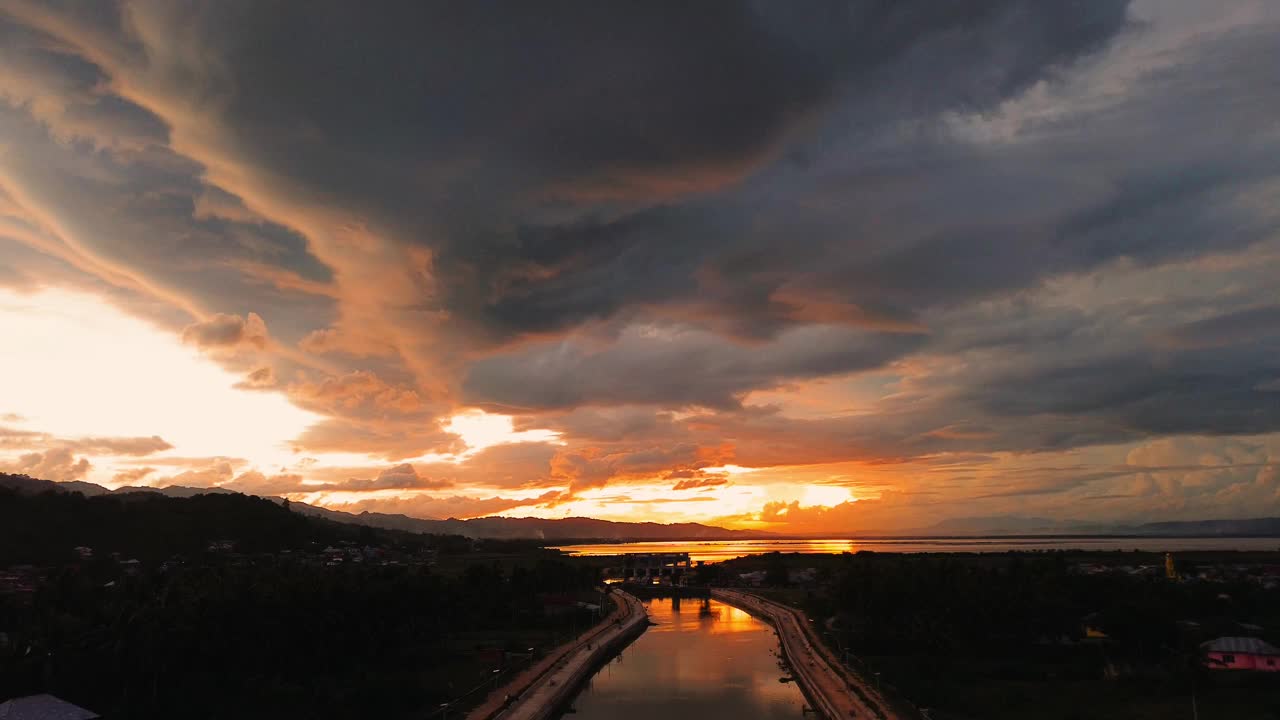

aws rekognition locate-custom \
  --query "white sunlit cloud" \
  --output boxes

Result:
[444,410,562,456]
[0,287,320,481]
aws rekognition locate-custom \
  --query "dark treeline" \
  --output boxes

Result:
[721,552,1280,719]
[817,553,1277,656]
[2,482,412,565]
[0,487,601,719]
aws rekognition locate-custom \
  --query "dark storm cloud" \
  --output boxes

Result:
[9,0,1280,526]
[51,0,1130,348]
[0,100,338,344]
[181,312,267,349]
[977,354,1280,438]
[1158,305,1280,350]
[464,323,926,410]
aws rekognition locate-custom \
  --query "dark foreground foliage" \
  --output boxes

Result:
[719,551,1280,720]
[0,487,600,719]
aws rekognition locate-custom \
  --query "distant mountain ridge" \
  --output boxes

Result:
[6,474,1280,540]
[292,502,765,539]
[1128,517,1280,536]
[0,473,762,540]
[919,514,1280,537]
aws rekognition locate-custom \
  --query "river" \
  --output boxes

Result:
[553,537,1280,563]
[558,597,807,720]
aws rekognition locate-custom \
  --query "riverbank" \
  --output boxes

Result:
[466,590,649,720]
[713,589,907,720]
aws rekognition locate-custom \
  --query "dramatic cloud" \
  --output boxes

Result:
[0,426,172,457]
[234,366,278,391]
[68,435,172,456]
[323,463,454,492]
[3,0,1280,528]
[1,448,91,482]
[153,461,238,489]
[465,324,924,410]
[1157,304,1280,350]
[182,313,269,351]
[223,470,306,496]
[332,491,565,522]
[671,474,730,492]
[112,466,155,485]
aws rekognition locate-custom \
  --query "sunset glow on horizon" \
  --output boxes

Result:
[3,0,1280,534]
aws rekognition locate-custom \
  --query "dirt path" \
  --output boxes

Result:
[465,590,648,720]
[713,589,907,720]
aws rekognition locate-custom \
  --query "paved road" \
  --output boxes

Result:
[713,589,902,720]
[467,590,648,720]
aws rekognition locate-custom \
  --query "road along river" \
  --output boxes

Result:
[713,589,909,720]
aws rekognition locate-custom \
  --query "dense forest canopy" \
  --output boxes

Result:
[0,481,602,719]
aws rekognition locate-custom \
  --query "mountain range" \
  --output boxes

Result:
[4,473,1280,539]
[918,514,1280,537]
[0,473,763,540]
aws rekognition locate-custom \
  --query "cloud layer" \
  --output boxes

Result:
[3,1,1280,531]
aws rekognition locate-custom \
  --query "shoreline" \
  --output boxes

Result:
[712,588,910,720]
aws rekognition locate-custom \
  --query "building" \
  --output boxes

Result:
[1202,636,1280,671]
[0,694,100,720]
[613,553,692,584]
[1081,612,1109,640]
[787,567,818,585]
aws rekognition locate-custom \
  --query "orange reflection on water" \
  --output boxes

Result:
[567,597,806,720]
[645,598,761,636]
[710,603,760,634]
[558,536,1280,562]
[555,539,862,563]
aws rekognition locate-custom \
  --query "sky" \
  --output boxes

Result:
[1,1,1279,534]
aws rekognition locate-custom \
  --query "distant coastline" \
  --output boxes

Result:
[553,536,1280,563]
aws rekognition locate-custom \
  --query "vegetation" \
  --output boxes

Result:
[718,551,1280,720]
[0,487,602,719]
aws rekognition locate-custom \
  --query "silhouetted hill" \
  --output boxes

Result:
[922,515,1079,535]
[0,481,348,565]
[0,473,112,497]
[916,514,1280,537]
[0,473,234,499]
[1130,517,1280,536]
[0,473,764,541]
[290,500,763,540]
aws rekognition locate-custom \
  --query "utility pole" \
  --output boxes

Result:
[1191,670,1199,720]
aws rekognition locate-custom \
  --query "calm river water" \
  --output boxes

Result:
[559,598,806,720]
[553,537,1280,563]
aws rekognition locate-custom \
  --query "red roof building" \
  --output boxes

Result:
[1202,636,1280,671]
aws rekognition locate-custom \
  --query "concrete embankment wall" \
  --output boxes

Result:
[472,591,649,720]
[710,589,850,720]
[529,593,649,720]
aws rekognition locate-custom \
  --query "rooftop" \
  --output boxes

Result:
[1201,636,1280,655]
[0,694,100,720]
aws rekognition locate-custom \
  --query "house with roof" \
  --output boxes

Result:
[0,694,100,720]
[1201,636,1280,671]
